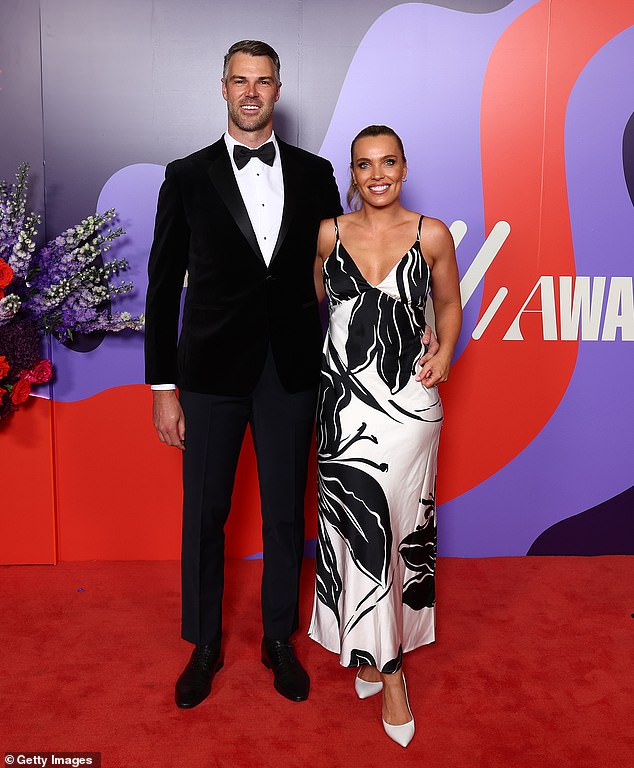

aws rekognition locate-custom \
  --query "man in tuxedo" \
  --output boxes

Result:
[144,40,343,708]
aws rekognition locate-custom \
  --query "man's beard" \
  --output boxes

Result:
[228,101,274,132]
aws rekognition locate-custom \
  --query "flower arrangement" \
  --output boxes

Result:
[0,163,144,422]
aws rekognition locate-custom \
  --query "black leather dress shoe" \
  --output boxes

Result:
[175,644,223,709]
[261,638,310,702]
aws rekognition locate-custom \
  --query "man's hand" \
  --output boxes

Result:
[417,325,449,388]
[419,324,440,365]
[416,350,452,388]
[153,390,185,450]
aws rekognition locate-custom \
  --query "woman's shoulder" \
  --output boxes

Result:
[418,213,449,230]
[320,211,361,232]
[419,214,452,243]
[417,214,454,265]
[331,210,363,232]
[317,217,338,261]
[318,216,337,235]
[336,211,360,223]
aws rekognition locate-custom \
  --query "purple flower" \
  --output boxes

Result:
[1,164,144,422]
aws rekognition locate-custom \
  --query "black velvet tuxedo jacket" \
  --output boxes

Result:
[144,137,343,395]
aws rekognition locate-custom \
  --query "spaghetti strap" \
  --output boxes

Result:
[334,217,340,239]
[416,214,424,241]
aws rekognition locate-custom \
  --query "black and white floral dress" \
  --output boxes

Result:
[309,215,442,673]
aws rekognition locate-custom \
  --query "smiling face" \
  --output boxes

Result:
[351,134,407,208]
[221,52,281,144]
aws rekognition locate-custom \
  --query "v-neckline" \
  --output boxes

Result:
[337,239,419,289]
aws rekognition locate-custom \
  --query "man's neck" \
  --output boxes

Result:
[227,125,274,149]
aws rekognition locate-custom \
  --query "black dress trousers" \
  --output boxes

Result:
[179,347,318,646]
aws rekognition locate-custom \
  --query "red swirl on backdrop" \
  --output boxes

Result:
[437,0,634,506]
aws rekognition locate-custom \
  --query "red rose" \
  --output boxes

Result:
[25,359,53,384]
[11,378,31,405]
[0,355,10,379]
[0,387,6,404]
[0,257,13,289]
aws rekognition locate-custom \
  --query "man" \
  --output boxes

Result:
[144,40,343,708]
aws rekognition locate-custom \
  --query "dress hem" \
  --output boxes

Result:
[308,630,436,668]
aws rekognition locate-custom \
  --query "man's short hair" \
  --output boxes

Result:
[223,40,281,84]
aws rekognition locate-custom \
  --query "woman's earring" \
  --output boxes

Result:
[402,177,407,183]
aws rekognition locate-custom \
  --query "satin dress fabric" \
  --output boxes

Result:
[309,216,442,672]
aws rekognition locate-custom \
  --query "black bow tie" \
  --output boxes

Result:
[233,142,276,170]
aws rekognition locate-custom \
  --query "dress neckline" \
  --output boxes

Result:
[337,240,420,289]
[332,214,425,289]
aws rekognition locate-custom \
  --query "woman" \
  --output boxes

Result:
[309,125,461,747]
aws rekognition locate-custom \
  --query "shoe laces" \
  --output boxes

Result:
[268,641,297,667]
[189,645,215,672]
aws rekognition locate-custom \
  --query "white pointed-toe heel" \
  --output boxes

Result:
[354,668,383,699]
[382,674,415,748]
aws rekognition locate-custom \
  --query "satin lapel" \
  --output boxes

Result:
[270,141,300,265]
[206,140,264,264]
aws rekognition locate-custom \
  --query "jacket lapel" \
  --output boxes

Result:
[206,139,265,264]
[270,139,300,265]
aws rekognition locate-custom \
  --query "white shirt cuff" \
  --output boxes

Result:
[151,384,177,390]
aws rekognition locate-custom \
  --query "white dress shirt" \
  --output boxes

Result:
[152,132,284,391]
[223,131,284,266]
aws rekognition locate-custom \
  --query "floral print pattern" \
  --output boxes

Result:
[309,217,443,671]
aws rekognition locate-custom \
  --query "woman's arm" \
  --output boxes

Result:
[314,218,337,304]
[416,217,462,388]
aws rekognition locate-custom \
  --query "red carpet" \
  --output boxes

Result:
[1,557,632,767]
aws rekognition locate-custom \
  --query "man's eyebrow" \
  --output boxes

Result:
[229,74,274,80]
